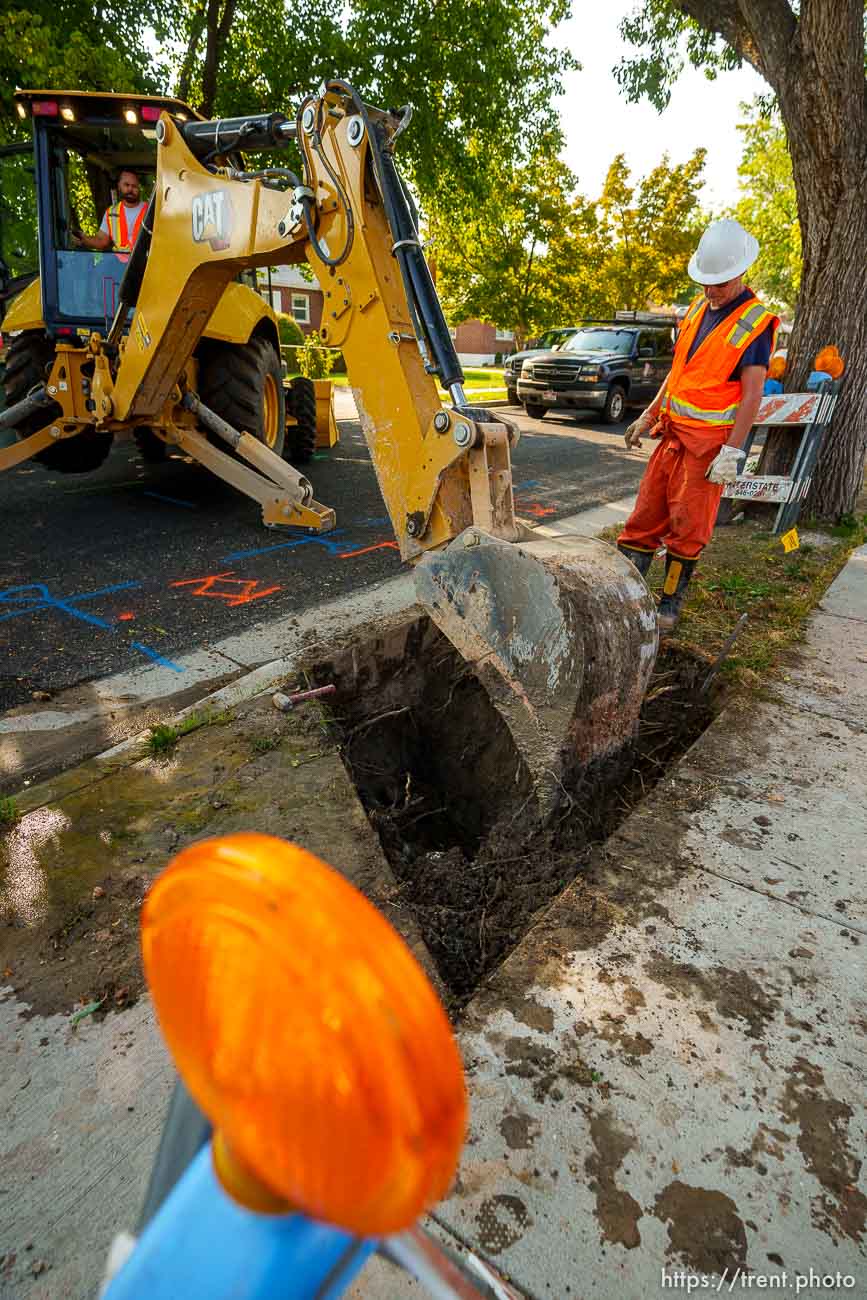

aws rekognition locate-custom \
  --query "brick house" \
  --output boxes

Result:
[450,321,515,366]
[258,266,513,363]
[257,266,323,334]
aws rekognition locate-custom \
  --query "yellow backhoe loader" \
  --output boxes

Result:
[1,80,657,821]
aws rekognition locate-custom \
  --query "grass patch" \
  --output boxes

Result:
[145,708,233,759]
[601,503,866,693]
[251,735,280,755]
[0,795,19,826]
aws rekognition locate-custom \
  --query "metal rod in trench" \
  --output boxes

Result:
[700,613,749,694]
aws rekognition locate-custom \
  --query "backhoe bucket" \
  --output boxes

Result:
[414,528,658,824]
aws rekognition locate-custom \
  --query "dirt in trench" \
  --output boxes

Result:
[317,618,716,1007]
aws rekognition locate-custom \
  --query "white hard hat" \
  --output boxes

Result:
[688,219,759,285]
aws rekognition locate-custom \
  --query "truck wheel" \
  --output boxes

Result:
[133,427,167,462]
[506,386,518,406]
[603,384,627,424]
[199,336,286,458]
[284,376,317,464]
[524,402,548,420]
[3,331,113,473]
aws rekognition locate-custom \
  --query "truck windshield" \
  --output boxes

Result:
[563,329,634,355]
[539,328,576,350]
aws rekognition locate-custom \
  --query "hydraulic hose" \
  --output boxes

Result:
[321,80,464,391]
[295,96,355,268]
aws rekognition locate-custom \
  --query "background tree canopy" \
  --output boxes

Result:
[2,0,576,204]
[732,103,800,315]
[430,146,707,346]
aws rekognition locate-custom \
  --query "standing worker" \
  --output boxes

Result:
[617,219,779,631]
[73,169,147,254]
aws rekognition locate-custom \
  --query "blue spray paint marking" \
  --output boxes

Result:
[514,479,540,491]
[131,641,184,672]
[143,492,197,509]
[0,580,141,626]
[221,531,350,563]
[0,579,186,674]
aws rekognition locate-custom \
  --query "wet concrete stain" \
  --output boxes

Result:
[645,954,778,1040]
[503,1037,560,1102]
[1,694,426,1018]
[475,1193,530,1254]
[584,1109,642,1249]
[780,1057,867,1243]
[499,1113,539,1151]
[653,1180,747,1274]
[721,827,765,851]
[573,1013,653,1066]
[512,996,555,1033]
[723,1123,791,1175]
[696,1009,719,1034]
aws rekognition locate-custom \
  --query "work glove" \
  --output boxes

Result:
[705,445,746,485]
[624,411,654,449]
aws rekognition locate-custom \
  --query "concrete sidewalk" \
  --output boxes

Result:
[1,542,865,1299]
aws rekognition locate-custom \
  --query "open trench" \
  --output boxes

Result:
[313,616,715,1007]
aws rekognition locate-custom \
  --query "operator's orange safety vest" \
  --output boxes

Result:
[661,292,779,453]
[105,201,146,253]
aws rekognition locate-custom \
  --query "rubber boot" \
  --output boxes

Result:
[658,553,697,633]
[617,544,655,578]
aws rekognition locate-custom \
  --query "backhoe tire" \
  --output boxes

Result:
[198,335,285,459]
[284,376,317,464]
[133,426,167,463]
[3,331,113,473]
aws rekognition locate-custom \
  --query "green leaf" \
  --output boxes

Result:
[70,998,105,1027]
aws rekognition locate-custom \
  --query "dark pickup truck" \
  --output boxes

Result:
[516,321,675,424]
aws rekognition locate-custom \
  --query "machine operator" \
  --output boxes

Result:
[73,168,147,254]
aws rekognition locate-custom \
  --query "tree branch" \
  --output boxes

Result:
[672,0,798,89]
[176,1,206,103]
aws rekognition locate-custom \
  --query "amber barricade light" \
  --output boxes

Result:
[140,834,467,1236]
[814,346,844,379]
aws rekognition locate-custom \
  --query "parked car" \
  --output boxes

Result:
[516,320,675,424]
[502,327,579,405]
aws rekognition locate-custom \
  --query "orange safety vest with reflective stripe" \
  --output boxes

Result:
[105,201,146,253]
[661,292,780,455]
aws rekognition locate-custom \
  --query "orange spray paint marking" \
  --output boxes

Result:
[171,571,282,607]
[338,540,400,559]
[117,612,136,621]
[515,500,556,518]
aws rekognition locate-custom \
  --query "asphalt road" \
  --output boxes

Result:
[0,403,648,711]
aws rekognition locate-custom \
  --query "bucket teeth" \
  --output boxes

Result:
[414,528,659,823]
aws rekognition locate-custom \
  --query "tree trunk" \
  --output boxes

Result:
[679,0,867,519]
[199,0,238,118]
[176,2,206,104]
[784,171,867,519]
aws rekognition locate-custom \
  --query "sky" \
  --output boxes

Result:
[553,0,769,209]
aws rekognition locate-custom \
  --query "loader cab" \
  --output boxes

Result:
[2,91,197,335]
